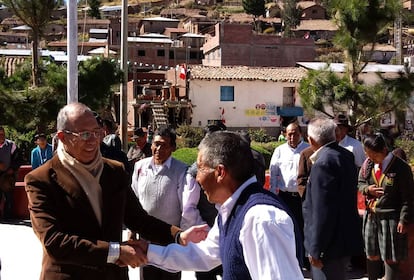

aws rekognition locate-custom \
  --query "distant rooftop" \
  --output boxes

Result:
[142,16,180,22]
[297,62,412,73]
[190,65,307,82]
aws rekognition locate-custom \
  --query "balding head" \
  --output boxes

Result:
[285,122,302,148]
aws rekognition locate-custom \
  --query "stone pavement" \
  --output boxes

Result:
[0,220,368,280]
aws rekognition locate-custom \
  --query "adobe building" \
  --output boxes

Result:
[202,23,316,67]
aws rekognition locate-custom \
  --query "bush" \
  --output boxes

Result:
[395,139,414,166]
[175,125,204,148]
[248,128,275,143]
[173,147,198,165]
[252,141,282,168]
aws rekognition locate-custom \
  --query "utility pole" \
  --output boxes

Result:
[394,7,402,65]
[120,0,128,151]
[67,0,78,103]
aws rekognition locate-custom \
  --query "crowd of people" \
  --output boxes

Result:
[1,102,414,280]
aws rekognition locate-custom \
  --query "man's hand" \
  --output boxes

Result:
[397,222,406,234]
[308,255,323,269]
[116,244,147,268]
[179,224,209,245]
[127,239,149,255]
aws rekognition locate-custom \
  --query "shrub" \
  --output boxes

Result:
[173,147,198,165]
[175,125,204,148]
[252,141,282,168]
[248,128,275,143]
[395,139,414,166]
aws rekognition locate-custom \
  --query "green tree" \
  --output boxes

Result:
[0,57,122,140]
[78,57,123,110]
[298,0,404,127]
[281,0,302,38]
[88,0,101,19]
[242,0,266,31]
[2,0,59,87]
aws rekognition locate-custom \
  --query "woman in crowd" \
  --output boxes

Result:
[358,133,414,280]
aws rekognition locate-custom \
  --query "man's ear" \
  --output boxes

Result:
[216,164,226,181]
[307,136,315,147]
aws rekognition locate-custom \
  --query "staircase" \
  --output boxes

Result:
[151,102,169,127]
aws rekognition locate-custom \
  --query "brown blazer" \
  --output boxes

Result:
[25,155,180,280]
[297,146,314,198]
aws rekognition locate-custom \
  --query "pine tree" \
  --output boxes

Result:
[242,0,265,31]
[282,0,302,38]
[2,0,59,86]
[88,0,101,19]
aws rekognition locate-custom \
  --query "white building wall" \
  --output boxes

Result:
[189,79,302,128]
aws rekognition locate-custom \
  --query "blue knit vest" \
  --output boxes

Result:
[218,183,302,280]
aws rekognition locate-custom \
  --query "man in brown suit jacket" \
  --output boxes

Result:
[25,103,206,280]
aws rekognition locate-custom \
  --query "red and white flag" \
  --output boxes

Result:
[179,64,186,80]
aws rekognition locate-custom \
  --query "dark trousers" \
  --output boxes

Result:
[0,190,13,219]
[278,191,304,229]
[311,257,347,280]
[278,191,305,261]
[141,265,181,280]
[195,265,223,280]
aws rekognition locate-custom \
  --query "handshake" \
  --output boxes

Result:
[116,239,149,268]
[115,224,209,268]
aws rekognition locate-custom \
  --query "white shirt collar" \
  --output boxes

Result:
[150,156,172,171]
[309,141,336,164]
[218,176,257,225]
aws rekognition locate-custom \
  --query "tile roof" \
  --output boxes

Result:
[189,65,307,82]
[297,1,320,9]
[227,13,281,24]
[294,19,337,31]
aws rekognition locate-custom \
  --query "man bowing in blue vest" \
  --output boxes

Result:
[132,131,304,280]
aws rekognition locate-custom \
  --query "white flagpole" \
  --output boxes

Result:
[67,0,78,103]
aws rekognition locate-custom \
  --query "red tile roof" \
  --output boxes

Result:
[189,65,307,82]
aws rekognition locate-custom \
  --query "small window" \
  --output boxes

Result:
[169,50,174,59]
[283,87,295,106]
[220,86,234,101]
[138,50,145,56]
[157,49,165,57]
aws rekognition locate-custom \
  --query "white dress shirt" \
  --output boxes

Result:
[338,135,366,168]
[147,176,303,280]
[269,141,309,193]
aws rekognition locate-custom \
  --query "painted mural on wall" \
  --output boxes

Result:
[244,102,278,123]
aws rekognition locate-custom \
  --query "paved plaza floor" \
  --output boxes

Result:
[0,220,370,280]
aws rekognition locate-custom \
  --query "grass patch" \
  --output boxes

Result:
[173,147,198,165]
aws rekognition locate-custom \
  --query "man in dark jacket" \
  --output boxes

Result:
[24,102,207,280]
[303,117,363,280]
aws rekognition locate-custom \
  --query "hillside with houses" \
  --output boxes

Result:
[1,0,414,135]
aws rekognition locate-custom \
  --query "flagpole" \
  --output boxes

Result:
[67,0,78,103]
[119,0,128,152]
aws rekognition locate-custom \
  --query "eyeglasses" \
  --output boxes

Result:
[64,129,102,141]
[197,165,215,174]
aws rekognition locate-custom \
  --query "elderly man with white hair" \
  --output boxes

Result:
[303,117,364,280]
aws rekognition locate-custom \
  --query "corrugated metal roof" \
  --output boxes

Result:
[89,28,109,34]
[189,65,307,82]
[142,16,179,22]
[128,36,173,44]
[297,62,413,73]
